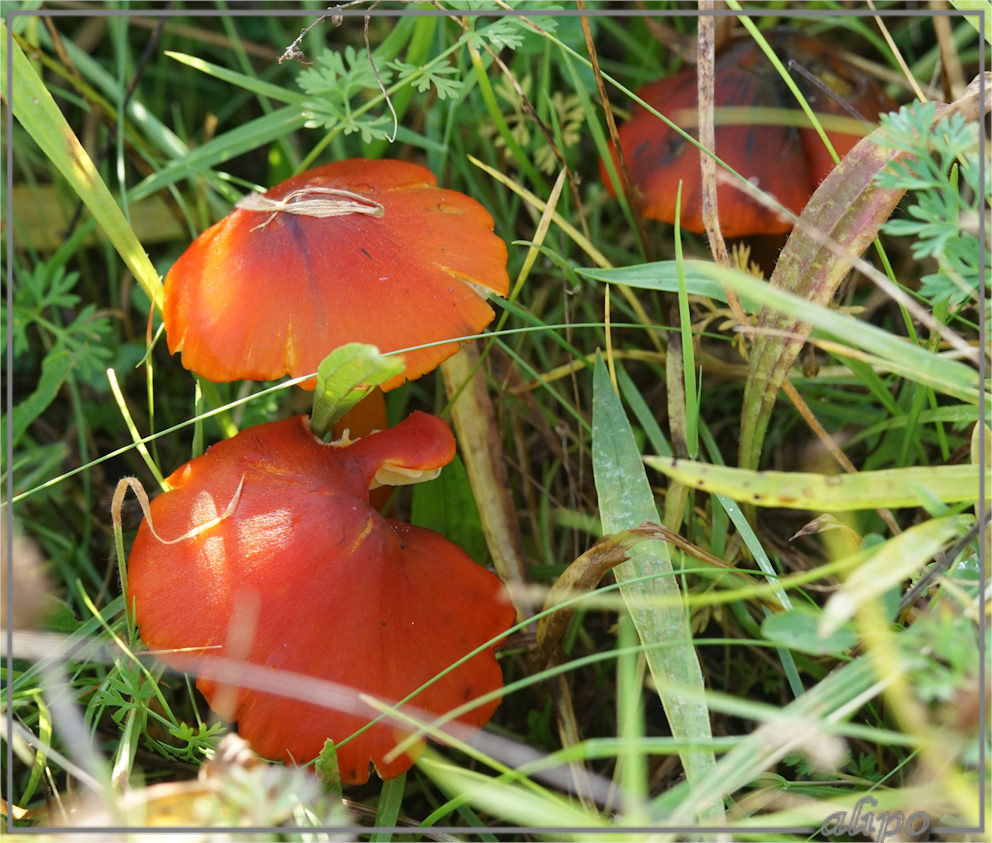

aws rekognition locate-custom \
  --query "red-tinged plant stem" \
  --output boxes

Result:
[739,73,991,471]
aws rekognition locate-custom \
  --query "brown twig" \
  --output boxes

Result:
[697,6,751,348]
[930,0,968,101]
[279,2,360,64]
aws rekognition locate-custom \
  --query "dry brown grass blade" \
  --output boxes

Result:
[533,523,774,670]
[441,346,531,622]
[532,530,635,670]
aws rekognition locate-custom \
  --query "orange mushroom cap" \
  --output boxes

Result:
[601,30,895,236]
[163,159,510,389]
[126,412,515,784]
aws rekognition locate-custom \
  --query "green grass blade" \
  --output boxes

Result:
[165,51,307,105]
[657,654,877,823]
[370,772,406,842]
[591,356,720,820]
[727,2,843,165]
[10,349,77,447]
[949,0,992,42]
[106,369,166,490]
[418,751,608,832]
[695,263,984,408]
[580,260,984,410]
[33,22,187,160]
[575,260,766,310]
[2,24,163,309]
[127,106,308,202]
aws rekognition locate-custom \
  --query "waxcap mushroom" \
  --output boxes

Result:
[601,29,895,236]
[163,159,510,389]
[126,411,515,784]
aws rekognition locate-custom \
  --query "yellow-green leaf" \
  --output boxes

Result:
[643,458,984,511]
[820,515,971,635]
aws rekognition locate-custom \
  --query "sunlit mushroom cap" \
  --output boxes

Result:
[163,159,510,389]
[126,412,515,784]
[601,30,895,236]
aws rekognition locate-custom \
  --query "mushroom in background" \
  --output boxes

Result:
[126,411,515,785]
[162,158,510,391]
[601,29,896,237]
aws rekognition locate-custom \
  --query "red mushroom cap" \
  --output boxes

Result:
[163,159,510,389]
[601,30,895,236]
[126,412,515,784]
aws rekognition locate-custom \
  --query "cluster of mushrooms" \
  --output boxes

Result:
[126,28,893,786]
[126,159,517,785]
